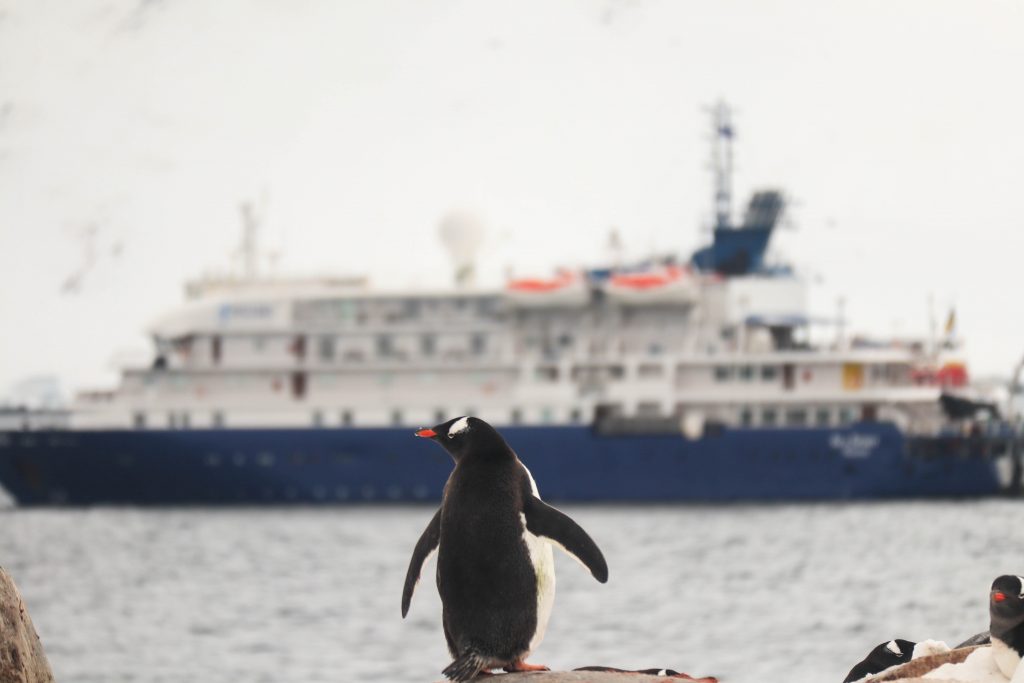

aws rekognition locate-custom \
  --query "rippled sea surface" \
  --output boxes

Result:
[1,499,1021,683]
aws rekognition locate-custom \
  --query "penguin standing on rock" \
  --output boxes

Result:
[401,416,609,682]
[989,575,1024,681]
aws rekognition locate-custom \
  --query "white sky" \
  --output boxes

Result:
[1,0,1022,397]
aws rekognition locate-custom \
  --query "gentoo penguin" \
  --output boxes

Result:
[842,639,916,683]
[401,416,608,682]
[990,575,1024,680]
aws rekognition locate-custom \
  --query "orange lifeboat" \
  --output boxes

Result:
[605,265,696,304]
[506,270,588,307]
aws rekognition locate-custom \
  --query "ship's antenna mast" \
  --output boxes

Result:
[711,100,734,230]
[240,201,258,280]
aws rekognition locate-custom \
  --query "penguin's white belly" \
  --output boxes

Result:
[521,514,556,653]
[993,639,1022,679]
[520,463,555,655]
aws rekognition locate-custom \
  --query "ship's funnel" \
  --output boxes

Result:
[438,210,485,288]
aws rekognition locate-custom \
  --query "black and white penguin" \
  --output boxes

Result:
[990,575,1024,680]
[401,416,608,682]
[842,639,915,683]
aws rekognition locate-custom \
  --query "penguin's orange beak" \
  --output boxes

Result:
[415,428,437,438]
[993,592,1007,602]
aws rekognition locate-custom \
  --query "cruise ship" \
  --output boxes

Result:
[1,105,1019,505]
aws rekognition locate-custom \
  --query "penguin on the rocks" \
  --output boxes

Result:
[990,575,1024,681]
[401,416,609,682]
[841,639,916,683]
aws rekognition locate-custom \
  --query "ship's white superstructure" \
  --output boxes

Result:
[69,264,966,437]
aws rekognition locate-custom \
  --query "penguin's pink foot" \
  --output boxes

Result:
[503,661,550,673]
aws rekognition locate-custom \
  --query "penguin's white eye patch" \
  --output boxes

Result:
[885,641,902,656]
[448,416,470,438]
[1017,576,1024,599]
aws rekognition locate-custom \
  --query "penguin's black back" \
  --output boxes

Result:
[437,445,537,661]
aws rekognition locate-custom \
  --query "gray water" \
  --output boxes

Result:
[0,501,1020,683]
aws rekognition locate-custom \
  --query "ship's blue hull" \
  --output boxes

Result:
[0,423,1013,505]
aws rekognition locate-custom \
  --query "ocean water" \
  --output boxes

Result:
[0,500,1020,683]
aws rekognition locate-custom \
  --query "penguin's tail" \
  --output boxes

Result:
[441,650,488,681]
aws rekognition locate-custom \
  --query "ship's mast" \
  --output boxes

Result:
[711,100,734,230]
[240,202,258,280]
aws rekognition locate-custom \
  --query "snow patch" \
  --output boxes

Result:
[915,640,953,659]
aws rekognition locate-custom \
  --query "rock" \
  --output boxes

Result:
[0,566,55,683]
[873,645,980,682]
[435,671,716,682]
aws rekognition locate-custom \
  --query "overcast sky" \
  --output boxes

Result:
[1,0,1022,397]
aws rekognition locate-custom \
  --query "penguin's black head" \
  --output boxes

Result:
[414,416,508,462]
[990,575,1024,636]
[842,639,915,683]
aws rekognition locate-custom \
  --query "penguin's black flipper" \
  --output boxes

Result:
[402,507,441,617]
[523,495,608,583]
[955,630,990,648]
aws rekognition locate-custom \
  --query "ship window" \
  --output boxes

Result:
[761,365,778,381]
[540,407,553,423]
[253,337,266,351]
[607,365,625,380]
[637,402,660,418]
[318,336,336,362]
[291,372,307,400]
[212,411,225,428]
[739,408,753,426]
[391,410,403,426]
[168,413,177,429]
[132,412,146,429]
[471,333,487,355]
[569,408,582,423]
[738,365,754,381]
[761,408,778,426]
[511,408,523,424]
[535,366,559,382]
[638,364,663,379]
[312,411,324,428]
[714,366,732,382]
[421,334,436,356]
[211,336,222,365]
[838,407,854,425]
[815,408,831,426]
[785,408,807,426]
[292,335,307,361]
[376,334,393,357]
[341,410,353,427]
[558,333,573,348]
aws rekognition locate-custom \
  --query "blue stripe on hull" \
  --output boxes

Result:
[0,423,1006,506]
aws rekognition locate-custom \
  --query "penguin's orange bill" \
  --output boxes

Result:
[415,428,437,438]
[994,592,1007,602]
